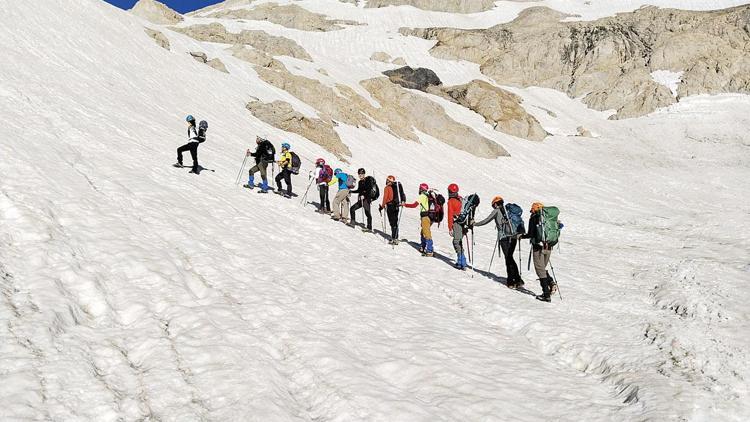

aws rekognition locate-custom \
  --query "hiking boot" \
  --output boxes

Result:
[423,252,434,257]
[361,228,372,233]
[173,162,184,168]
[331,217,341,221]
[243,183,254,189]
[389,239,399,245]
[536,295,551,303]
[507,282,518,290]
[189,168,199,174]
[257,189,268,194]
[550,282,558,295]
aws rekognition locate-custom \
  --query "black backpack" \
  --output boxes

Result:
[390,181,406,205]
[258,140,275,162]
[289,151,302,174]
[454,193,480,227]
[366,176,379,201]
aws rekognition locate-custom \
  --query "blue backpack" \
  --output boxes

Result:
[505,203,525,235]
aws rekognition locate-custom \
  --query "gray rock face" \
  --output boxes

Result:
[131,0,183,25]
[144,28,170,50]
[172,23,313,61]
[382,66,442,91]
[246,100,351,159]
[442,80,547,141]
[366,0,495,13]
[208,3,359,32]
[403,5,750,118]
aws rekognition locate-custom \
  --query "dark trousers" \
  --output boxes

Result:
[319,184,330,211]
[350,197,372,229]
[275,169,292,195]
[386,204,399,239]
[177,142,199,170]
[500,237,521,283]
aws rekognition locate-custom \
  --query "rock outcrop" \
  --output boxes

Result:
[442,80,547,141]
[189,51,229,73]
[246,100,351,159]
[403,5,750,119]
[229,45,286,70]
[361,78,509,158]
[370,52,392,63]
[382,66,442,91]
[208,3,359,32]
[131,0,183,25]
[250,64,507,157]
[172,23,313,61]
[366,0,495,13]
[144,28,170,50]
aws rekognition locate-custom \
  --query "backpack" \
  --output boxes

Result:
[427,190,445,225]
[289,151,302,174]
[534,206,560,248]
[454,193,480,227]
[390,182,406,205]
[366,176,379,201]
[346,174,356,189]
[504,203,525,237]
[320,165,333,183]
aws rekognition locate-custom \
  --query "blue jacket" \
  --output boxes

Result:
[330,173,349,191]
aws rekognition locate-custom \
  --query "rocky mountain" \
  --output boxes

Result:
[403,5,750,119]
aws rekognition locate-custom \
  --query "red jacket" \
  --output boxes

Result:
[446,196,462,232]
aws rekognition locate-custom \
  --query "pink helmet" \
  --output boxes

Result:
[419,183,429,192]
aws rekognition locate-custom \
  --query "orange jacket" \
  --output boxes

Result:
[446,196,462,232]
[381,184,394,208]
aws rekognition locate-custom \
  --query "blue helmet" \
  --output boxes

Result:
[334,168,342,174]
[186,115,195,122]
[281,142,290,150]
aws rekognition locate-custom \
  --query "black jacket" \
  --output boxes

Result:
[251,140,275,164]
[351,176,374,198]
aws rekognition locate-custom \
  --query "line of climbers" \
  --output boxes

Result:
[174,120,564,303]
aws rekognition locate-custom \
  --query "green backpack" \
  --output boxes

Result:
[537,206,560,247]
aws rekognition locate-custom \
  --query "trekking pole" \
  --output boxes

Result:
[470,228,476,278]
[549,261,563,301]
[380,209,387,244]
[527,248,532,272]
[487,230,499,273]
[300,173,314,206]
[235,151,249,185]
[518,237,523,278]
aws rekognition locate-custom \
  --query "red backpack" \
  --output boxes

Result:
[320,165,333,183]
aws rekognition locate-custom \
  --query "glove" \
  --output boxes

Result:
[559,222,565,229]
[449,229,453,236]
[378,205,383,212]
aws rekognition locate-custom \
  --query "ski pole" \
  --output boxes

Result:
[235,151,249,185]
[549,261,563,301]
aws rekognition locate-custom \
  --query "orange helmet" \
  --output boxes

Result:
[531,202,544,213]
[492,196,503,206]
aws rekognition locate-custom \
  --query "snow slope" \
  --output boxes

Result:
[1,0,749,421]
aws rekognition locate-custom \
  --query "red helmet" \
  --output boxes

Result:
[419,183,429,192]
[315,158,325,166]
[386,175,396,183]
[448,183,459,194]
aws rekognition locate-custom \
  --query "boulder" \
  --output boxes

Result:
[370,52,392,63]
[131,0,183,25]
[382,66,442,91]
